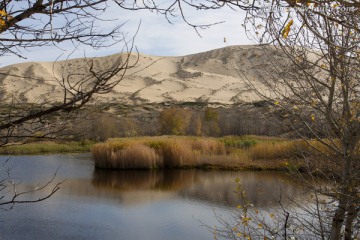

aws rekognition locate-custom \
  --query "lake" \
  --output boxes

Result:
[0,154,302,240]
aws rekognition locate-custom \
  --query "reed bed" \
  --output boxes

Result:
[91,136,307,170]
[160,140,199,167]
[249,141,299,160]
[93,143,162,169]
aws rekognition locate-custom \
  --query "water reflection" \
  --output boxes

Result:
[0,155,305,240]
[86,169,302,208]
[92,169,195,191]
[7,155,303,208]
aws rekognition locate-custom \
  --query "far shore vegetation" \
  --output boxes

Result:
[91,135,309,171]
[0,134,337,171]
[0,140,93,155]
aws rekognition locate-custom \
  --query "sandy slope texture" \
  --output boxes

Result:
[0,45,278,105]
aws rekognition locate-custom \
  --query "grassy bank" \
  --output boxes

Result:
[92,136,306,170]
[0,141,93,155]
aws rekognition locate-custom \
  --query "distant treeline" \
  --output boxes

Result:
[67,103,289,141]
[13,102,329,144]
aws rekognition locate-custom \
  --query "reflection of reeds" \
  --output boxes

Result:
[88,169,305,207]
[91,136,314,170]
[92,169,195,191]
[178,170,304,207]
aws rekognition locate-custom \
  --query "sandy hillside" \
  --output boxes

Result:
[0,45,278,105]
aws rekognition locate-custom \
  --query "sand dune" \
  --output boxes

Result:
[0,45,277,105]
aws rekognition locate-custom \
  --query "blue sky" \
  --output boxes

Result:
[3,5,252,66]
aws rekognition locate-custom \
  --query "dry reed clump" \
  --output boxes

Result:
[249,141,298,160]
[114,144,162,169]
[191,138,226,155]
[92,143,161,169]
[199,154,247,167]
[161,140,199,167]
[92,143,113,168]
[305,139,343,157]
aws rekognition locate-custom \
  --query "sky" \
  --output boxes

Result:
[3,4,253,66]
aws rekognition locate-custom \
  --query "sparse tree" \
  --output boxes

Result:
[190,111,203,136]
[90,114,119,141]
[203,107,220,136]
[0,157,62,210]
[213,2,360,240]
[0,0,141,145]
[159,108,192,135]
[0,0,140,209]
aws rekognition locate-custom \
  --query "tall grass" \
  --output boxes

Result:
[249,141,298,160]
[0,141,93,155]
[192,138,226,155]
[93,144,162,169]
[92,137,229,169]
[91,136,308,170]
[161,140,198,167]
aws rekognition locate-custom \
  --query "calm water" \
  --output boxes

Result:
[0,154,302,240]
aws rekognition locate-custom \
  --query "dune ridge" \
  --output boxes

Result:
[0,45,276,105]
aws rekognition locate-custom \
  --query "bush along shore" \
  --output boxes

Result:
[91,136,307,170]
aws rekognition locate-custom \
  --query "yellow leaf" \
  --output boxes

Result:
[275,101,279,105]
[241,216,251,226]
[0,10,7,17]
[282,19,294,39]
[311,114,315,121]
[0,9,12,31]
